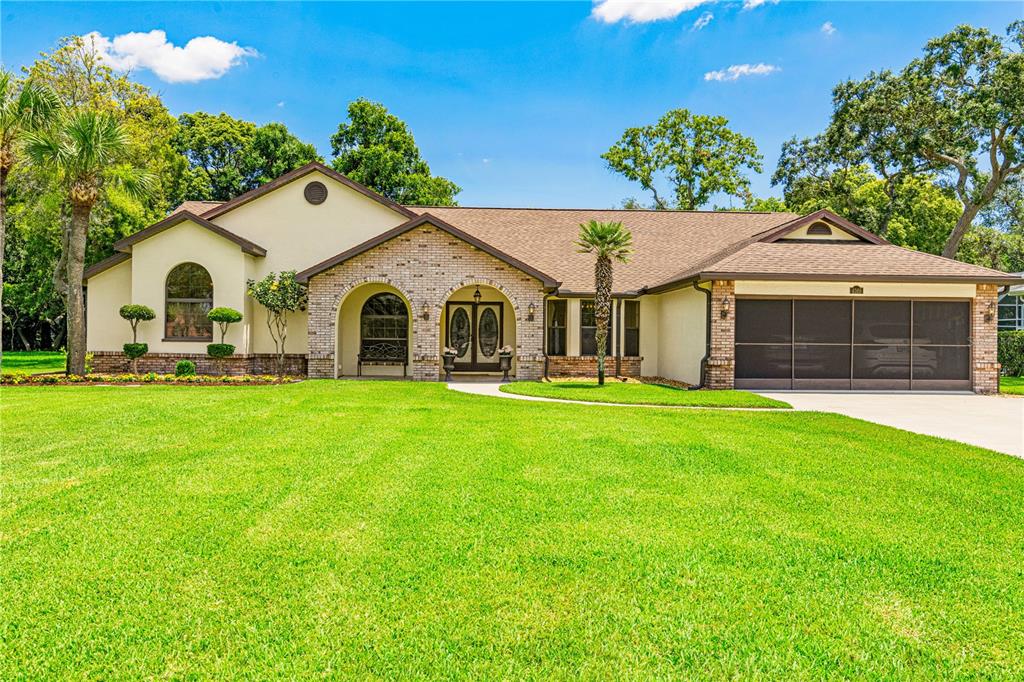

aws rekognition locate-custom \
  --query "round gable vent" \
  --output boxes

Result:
[304,181,328,205]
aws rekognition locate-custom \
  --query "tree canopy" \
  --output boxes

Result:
[603,108,763,210]
[330,98,460,206]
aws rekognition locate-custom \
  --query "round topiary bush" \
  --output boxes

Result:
[175,359,197,376]
[123,342,148,360]
[207,343,236,359]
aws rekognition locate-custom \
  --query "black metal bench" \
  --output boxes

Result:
[357,342,408,377]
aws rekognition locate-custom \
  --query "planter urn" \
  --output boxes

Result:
[498,352,513,382]
[442,351,457,381]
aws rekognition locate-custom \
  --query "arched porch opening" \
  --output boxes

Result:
[439,284,517,377]
[336,283,413,378]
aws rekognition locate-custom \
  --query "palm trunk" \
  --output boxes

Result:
[0,165,8,372]
[594,254,611,386]
[66,203,89,375]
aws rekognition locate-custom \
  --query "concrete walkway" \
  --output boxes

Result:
[448,382,1024,458]
[758,391,1023,458]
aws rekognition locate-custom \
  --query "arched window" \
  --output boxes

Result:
[165,263,213,340]
[360,293,408,356]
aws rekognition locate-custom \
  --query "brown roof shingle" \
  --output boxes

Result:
[170,200,224,216]
[409,206,799,292]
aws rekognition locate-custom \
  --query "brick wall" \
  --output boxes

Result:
[306,224,548,381]
[707,280,735,389]
[973,283,1000,394]
[547,355,642,378]
[90,351,307,375]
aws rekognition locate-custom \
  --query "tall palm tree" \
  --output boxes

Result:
[26,110,152,375]
[0,69,59,368]
[576,220,633,386]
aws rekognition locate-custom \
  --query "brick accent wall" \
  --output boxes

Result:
[306,224,548,381]
[707,280,735,390]
[547,355,642,378]
[90,351,307,375]
[973,283,1000,394]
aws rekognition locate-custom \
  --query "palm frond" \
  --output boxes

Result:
[575,220,634,262]
[105,163,157,200]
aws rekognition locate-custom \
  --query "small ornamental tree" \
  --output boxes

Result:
[207,306,243,361]
[247,271,307,375]
[576,221,633,386]
[119,304,155,374]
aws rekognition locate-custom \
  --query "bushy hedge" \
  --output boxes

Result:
[123,342,148,360]
[1,372,294,386]
[175,360,197,376]
[207,343,236,359]
[998,331,1024,377]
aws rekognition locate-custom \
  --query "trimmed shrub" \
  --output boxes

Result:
[208,307,243,343]
[175,360,197,377]
[998,331,1024,377]
[207,343,236,359]
[119,304,156,343]
[123,343,148,360]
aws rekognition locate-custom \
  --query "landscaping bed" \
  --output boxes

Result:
[500,378,791,408]
[1,372,298,385]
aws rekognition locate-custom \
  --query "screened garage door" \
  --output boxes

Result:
[735,299,971,391]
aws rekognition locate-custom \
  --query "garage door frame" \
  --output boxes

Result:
[734,296,973,392]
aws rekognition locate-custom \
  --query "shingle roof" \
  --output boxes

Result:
[408,206,800,292]
[679,241,1017,284]
[170,200,224,216]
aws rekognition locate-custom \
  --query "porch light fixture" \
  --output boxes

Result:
[473,287,482,304]
[720,295,731,319]
[985,301,995,323]
[527,302,536,321]
[421,302,430,320]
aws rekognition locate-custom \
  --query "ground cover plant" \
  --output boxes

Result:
[1000,376,1024,395]
[3,381,1022,678]
[500,379,791,408]
[1,350,65,374]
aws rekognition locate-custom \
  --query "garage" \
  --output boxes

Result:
[734,298,971,391]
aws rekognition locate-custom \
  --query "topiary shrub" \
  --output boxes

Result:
[998,331,1024,377]
[175,359,197,377]
[208,307,243,343]
[119,304,156,374]
[207,343,236,359]
[123,342,148,374]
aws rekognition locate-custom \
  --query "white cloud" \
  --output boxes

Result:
[820,21,836,36]
[85,30,257,83]
[704,63,780,81]
[591,0,713,24]
[276,101,285,108]
[691,11,714,30]
[742,0,779,10]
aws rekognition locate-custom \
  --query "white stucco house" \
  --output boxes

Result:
[84,162,1019,392]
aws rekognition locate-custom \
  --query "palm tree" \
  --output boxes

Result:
[0,69,58,369]
[576,220,633,385]
[26,110,152,375]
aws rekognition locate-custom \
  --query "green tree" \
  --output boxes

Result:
[603,108,762,210]
[790,22,1024,258]
[172,112,321,201]
[0,70,58,367]
[247,271,307,376]
[330,98,460,206]
[576,221,633,386]
[26,111,153,375]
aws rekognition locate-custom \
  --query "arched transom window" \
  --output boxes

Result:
[165,262,213,340]
[360,293,408,356]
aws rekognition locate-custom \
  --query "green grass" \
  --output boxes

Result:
[3,381,1023,678]
[1000,376,1024,395]
[1,350,66,374]
[501,379,791,408]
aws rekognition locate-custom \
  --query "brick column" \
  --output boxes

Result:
[972,283,999,394]
[708,280,735,390]
[306,276,336,378]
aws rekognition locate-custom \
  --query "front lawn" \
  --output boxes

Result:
[3,381,1023,678]
[500,379,790,408]
[1001,376,1024,395]
[1,350,65,374]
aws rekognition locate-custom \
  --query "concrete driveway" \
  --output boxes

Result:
[758,392,1024,458]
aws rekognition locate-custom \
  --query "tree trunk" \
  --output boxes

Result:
[65,203,90,375]
[594,255,612,386]
[0,165,8,372]
[941,203,982,259]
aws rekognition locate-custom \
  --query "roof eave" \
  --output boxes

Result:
[114,211,267,257]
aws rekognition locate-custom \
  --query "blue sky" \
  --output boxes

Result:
[2,1,1021,208]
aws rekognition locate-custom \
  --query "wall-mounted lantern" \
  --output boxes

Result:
[527,302,536,321]
[473,286,482,304]
[985,301,995,323]
[421,302,430,320]
[720,295,731,319]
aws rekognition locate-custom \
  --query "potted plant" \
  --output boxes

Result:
[498,345,513,382]
[442,347,458,381]
[119,304,155,374]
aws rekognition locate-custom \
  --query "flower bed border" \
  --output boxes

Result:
[1,372,303,386]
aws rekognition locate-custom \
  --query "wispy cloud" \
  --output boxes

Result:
[85,29,257,83]
[820,21,836,36]
[704,63,780,82]
[276,101,285,108]
[591,0,713,24]
[742,0,779,10]
[691,11,714,31]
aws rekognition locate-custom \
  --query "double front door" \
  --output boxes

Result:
[446,301,503,371]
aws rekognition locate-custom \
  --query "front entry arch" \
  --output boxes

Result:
[441,285,515,374]
[336,283,412,377]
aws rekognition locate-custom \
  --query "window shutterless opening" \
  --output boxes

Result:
[546,299,567,356]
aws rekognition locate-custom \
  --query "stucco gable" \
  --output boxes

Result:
[113,212,267,256]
